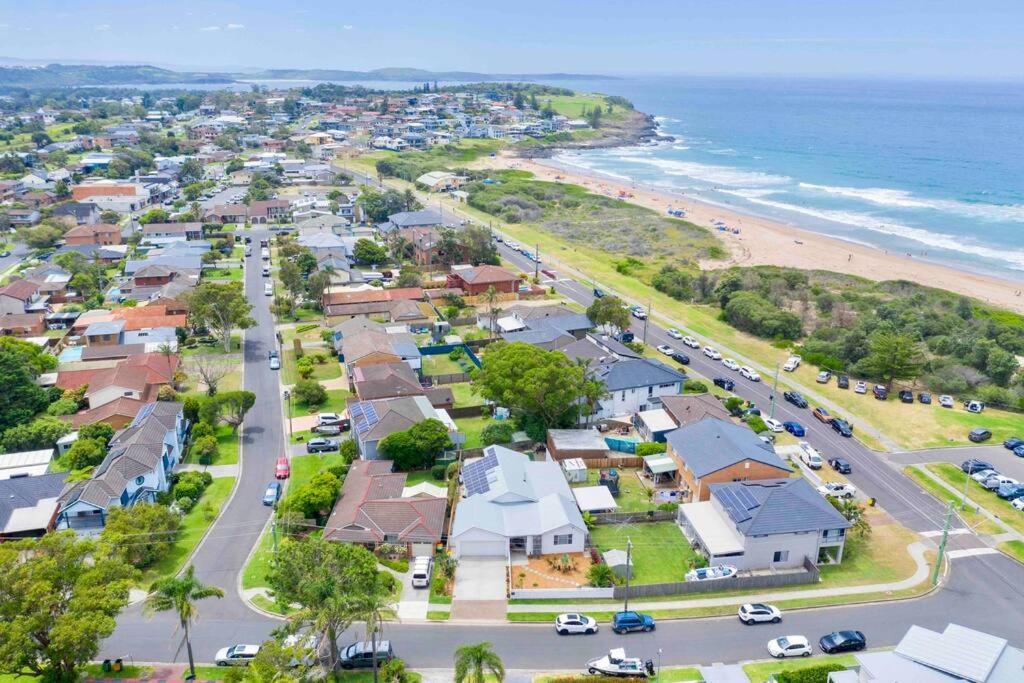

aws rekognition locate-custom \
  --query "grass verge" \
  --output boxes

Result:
[903,466,1004,535]
[998,540,1024,564]
[925,463,1024,535]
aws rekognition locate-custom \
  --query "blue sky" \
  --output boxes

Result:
[1,0,1022,79]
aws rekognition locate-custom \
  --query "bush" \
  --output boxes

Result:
[587,563,619,587]
[776,663,848,683]
[724,396,745,415]
[378,556,410,573]
[635,442,666,457]
[683,379,709,393]
[293,379,327,407]
[657,502,679,511]
[157,385,178,401]
[190,435,218,465]
[431,463,448,481]
[480,420,515,446]
[46,397,79,416]
[78,421,115,446]
[339,438,359,464]
[378,658,413,683]
[175,496,196,513]
[100,503,181,569]
[174,470,213,502]
[745,415,769,434]
[62,437,107,470]
[448,347,464,362]
[190,421,214,441]
[293,338,304,358]
[296,356,315,379]
[724,291,802,340]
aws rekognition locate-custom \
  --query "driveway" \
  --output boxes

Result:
[450,557,507,620]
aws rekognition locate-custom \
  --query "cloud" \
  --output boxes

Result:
[199,25,220,32]
[343,25,354,30]
[226,23,245,30]
[95,24,111,31]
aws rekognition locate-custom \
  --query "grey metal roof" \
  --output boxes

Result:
[595,357,686,392]
[895,623,1016,683]
[666,417,787,478]
[710,478,851,537]
[385,209,443,228]
[84,319,126,336]
[0,472,67,531]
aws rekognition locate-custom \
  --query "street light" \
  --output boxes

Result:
[283,389,293,441]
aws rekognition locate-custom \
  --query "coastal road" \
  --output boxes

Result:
[101,229,286,664]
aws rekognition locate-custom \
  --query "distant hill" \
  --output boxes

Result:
[0,62,613,88]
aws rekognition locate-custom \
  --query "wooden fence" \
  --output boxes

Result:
[590,510,677,525]
[611,557,820,599]
[578,456,644,469]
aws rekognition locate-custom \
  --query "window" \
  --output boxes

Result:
[135,476,145,485]
[772,550,789,563]
[648,386,654,396]
[553,534,573,546]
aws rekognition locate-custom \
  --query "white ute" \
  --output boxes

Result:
[783,355,802,372]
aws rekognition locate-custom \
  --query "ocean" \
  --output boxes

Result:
[535,77,1024,281]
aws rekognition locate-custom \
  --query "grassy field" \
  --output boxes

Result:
[182,424,239,465]
[289,387,351,418]
[588,521,699,584]
[421,353,473,376]
[202,266,244,282]
[242,525,275,590]
[447,381,479,406]
[742,655,855,683]
[903,466,1004,535]
[926,463,1024,535]
[817,517,918,586]
[180,335,242,356]
[542,93,632,122]
[571,468,656,513]
[281,348,342,385]
[139,477,235,587]
[454,414,493,448]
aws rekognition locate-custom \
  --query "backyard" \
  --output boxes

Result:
[588,521,700,584]
[453,414,495,449]
[421,352,475,377]
[572,467,657,513]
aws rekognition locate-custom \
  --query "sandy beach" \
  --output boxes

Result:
[470,152,1024,314]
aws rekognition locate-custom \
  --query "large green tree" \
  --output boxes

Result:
[0,344,51,433]
[143,565,224,681]
[101,503,182,569]
[586,295,631,334]
[377,419,452,471]
[186,282,255,352]
[857,331,925,391]
[1,415,70,452]
[352,238,388,266]
[0,532,137,682]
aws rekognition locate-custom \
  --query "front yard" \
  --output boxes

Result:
[182,424,239,465]
[288,387,351,418]
[588,521,700,584]
[281,348,342,385]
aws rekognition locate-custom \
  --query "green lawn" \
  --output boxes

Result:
[588,521,698,584]
[816,520,919,587]
[202,266,244,282]
[454,414,493,449]
[180,335,242,356]
[926,463,1024,535]
[421,353,473,376]
[82,664,153,680]
[182,424,239,465]
[742,655,855,683]
[281,348,342,385]
[448,382,480,407]
[571,468,656,513]
[139,477,235,587]
[904,466,1004,535]
[998,540,1024,564]
[288,388,351,418]
[242,524,275,590]
[404,469,441,486]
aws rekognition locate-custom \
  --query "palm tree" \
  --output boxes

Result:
[144,565,224,680]
[482,285,501,339]
[348,587,398,683]
[454,642,505,683]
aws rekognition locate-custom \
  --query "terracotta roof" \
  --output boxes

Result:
[452,265,519,285]
[64,223,120,239]
[0,279,39,302]
[324,287,423,306]
[69,396,146,427]
[352,362,423,401]
[660,394,732,428]
[0,312,44,330]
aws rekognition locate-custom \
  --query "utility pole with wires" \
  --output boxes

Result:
[623,537,633,612]
[769,363,781,419]
[641,300,651,346]
[962,469,971,512]
[534,243,540,281]
[931,504,953,586]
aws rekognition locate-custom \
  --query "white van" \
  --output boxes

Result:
[797,441,823,469]
[264,282,273,296]
[411,556,432,588]
[261,247,270,261]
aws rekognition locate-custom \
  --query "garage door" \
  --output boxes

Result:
[458,540,507,557]
[410,542,434,558]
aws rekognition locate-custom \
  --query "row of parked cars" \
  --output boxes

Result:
[816,371,987,414]
[701,345,763,381]
[216,636,393,670]
[962,450,1024,508]
[780,391,856,438]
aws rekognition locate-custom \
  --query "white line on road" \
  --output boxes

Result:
[947,548,1001,559]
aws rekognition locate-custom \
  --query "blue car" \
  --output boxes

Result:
[611,611,655,634]
[997,483,1024,500]
[1014,445,1024,458]
[262,481,281,506]
[783,421,806,437]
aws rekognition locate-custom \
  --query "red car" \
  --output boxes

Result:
[812,407,833,423]
[275,456,290,480]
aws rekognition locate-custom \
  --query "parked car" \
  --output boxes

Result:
[1012,498,1024,512]
[784,391,808,408]
[783,421,806,437]
[798,442,824,469]
[897,390,914,403]
[1003,437,1024,450]
[681,336,700,349]
[819,631,866,654]
[829,458,852,474]
[611,611,655,634]
[671,352,690,365]
[275,456,290,479]
[768,635,812,659]
[971,469,998,483]
[854,381,868,394]
[739,366,761,381]
[812,407,832,423]
[968,428,993,443]
[831,418,854,438]
[818,482,857,499]
[872,385,888,400]
[763,418,784,433]
[965,399,985,413]
[998,483,1024,500]
[667,328,683,340]
[703,346,722,360]
[816,370,832,383]
[918,392,932,404]
[306,438,339,453]
[837,374,849,389]
[555,613,599,635]
[713,377,735,391]
[656,344,674,355]
[262,481,281,506]
[782,355,801,372]
[630,306,647,320]
[339,641,395,669]
[1014,445,1024,458]
[961,459,995,474]
[722,358,740,371]
[982,474,1017,491]
[738,603,782,625]
[216,644,261,666]
[939,395,955,408]
[264,282,273,296]
[269,355,280,370]
[592,288,605,298]
[687,565,738,581]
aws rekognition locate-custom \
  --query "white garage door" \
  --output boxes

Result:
[458,540,507,557]
[410,542,434,557]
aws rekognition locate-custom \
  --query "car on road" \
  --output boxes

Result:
[829,458,852,474]
[306,438,340,453]
[812,407,832,423]
[918,392,932,404]
[1013,498,1024,512]
[854,381,868,394]
[831,418,854,437]
[783,421,805,437]
[630,306,647,320]
[768,635,812,659]
[671,352,690,365]
[872,385,888,400]
[611,610,655,634]
[1003,437,1024,450]
[763,418,784,433]
[837,374,849,389]
[961,459,994,474]
[1015,445,1024,458]
[971,469,998,483]
[998,483,1024,500]
[968,428,993,443]
[818,482,857,499]
[215,644,261,666]
[982,474,1017,491]
[939,394,955,408]
[739,366,761,381]
[264,282,273,296]
[681,336,700,349]
[713,377,735,391]
[898,390,914,403]
[667,328,683,339]
[703,346,722,360]
[262,481,281,506]
[656,344,674,355]
[816,370,831,383]
[593,288,605,298]
[798,442,824,469]
[738,603,782,625]
[555,613,599,635]
[0,250,10,258]
[268,352,280,370]
[819,630,866,654]
[275,456,290,479]
[722,358,740,371]
[339,641,395,670]
[784,391,808,408]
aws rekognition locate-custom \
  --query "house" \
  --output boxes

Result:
[0,312,46,337]
[546,429,609,461]
[141,222,203,243]
[63,223,122,246]
[446,264,521,297]
[341,329,422,372]
[207,204,248,224]
[247,199,291,224]
[416,171,463,192]
[52,202,101,225]
[378,209,443,235]
[351,361,424,401]
[0,473,68,540]
[71,180,149,212]
[322,460,446,557]
[82,319,127,346]
[659,393,732,429]
[0,448,56,480]
[6,208,40,226]
[840,623,1024,683]
[56,402,186,534]
[0,279,44,315]
[450,445,587,558]
[665,417,792,501]
[589,357,687,420]
[677,478,850,570]
[326,299,431,326]
[58,352,178,412]
[349,395,456,460]
[323,287,423,307]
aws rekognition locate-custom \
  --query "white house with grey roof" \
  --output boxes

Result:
[588,356,687,419]
[450,445,587,558]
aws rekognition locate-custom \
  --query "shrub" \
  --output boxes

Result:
[746,415,769,434]
[378,556,410,573]
[430,463,448,481]
[724,396,745,415]
[78,421,115,446]
[174,470,213,502]
[587,563,619,587]
[724,291,802,340]
[448,347,464,362]
[190,435,218,465]
[776,663,848,683]
[635,442,666,457]
[480,420,515,446]
[190,421,215,441]
[46,397,79,416]
[100,503,181,569]
[293,379,327,407]
[683,379,709,393]
[157,385,178,402]
[293,338,304,358]
[339,438,359,464]
[657,502,679,511]
[296,356,315,379]
[62,437,107,470]
[175,496,195,513]
[378,658,413,683]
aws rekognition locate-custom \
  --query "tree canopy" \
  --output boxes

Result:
[586,295,631,333]
[378,419,453,471]
[186,282,254,352]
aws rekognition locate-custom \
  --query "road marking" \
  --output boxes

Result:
[921,528,973,538]
[947,548,1000,559]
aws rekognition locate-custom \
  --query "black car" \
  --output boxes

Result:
[837,374,850,389]
[872,385,888,400]
[819,630,866,654]
[1003,437,1024,450]
[831,419,854,437]
[783,391,808,408]
[713,377,735,391]
[918,392,932,404]
[829,458,852,474]
[898,390,914,403]
[671,352,690,365]
[961,458,995,474]
[245,236,252,244]
[593,288,605,298]
[968,428,993,443]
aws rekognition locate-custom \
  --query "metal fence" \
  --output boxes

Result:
[418,342,483,368]
[590,510,677,525]
[611,557,819,599]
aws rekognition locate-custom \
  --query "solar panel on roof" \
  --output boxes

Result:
[132,402,156,426]
[734,486,760,510]
[718,488,752,524]
[350,403,366,420]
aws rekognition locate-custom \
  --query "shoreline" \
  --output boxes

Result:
[471,151,1024,314]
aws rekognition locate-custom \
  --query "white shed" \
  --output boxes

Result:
[562,457,588,483]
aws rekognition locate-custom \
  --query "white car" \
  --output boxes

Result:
[216,644,261,666]
[667,328,683,340]
[738,603,781,625]
[818,482,857,499]
[982,474,1018,491]
[971,469,998,483]
[763,418,784,433]
[739,366,761,381]
[767,635,812,659]
[555,613,599,635]
[264,282,273,296]
[703,346,722,360]
[1012,498,1024,512]
[317,412,345,426]
[854,381,868,394]
[656,344,674,355]
[282,634,319,667]
[939,394,955,408]
[682,336,700,349]
[722,358,740,371]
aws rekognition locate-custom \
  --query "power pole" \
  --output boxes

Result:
[623,537,633,612]
[641,300,651,346]
[962,469,971,512]
[534,243,539,281]
[769,363,780,419]
[271,519,278,553]
[931,504,953,586]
